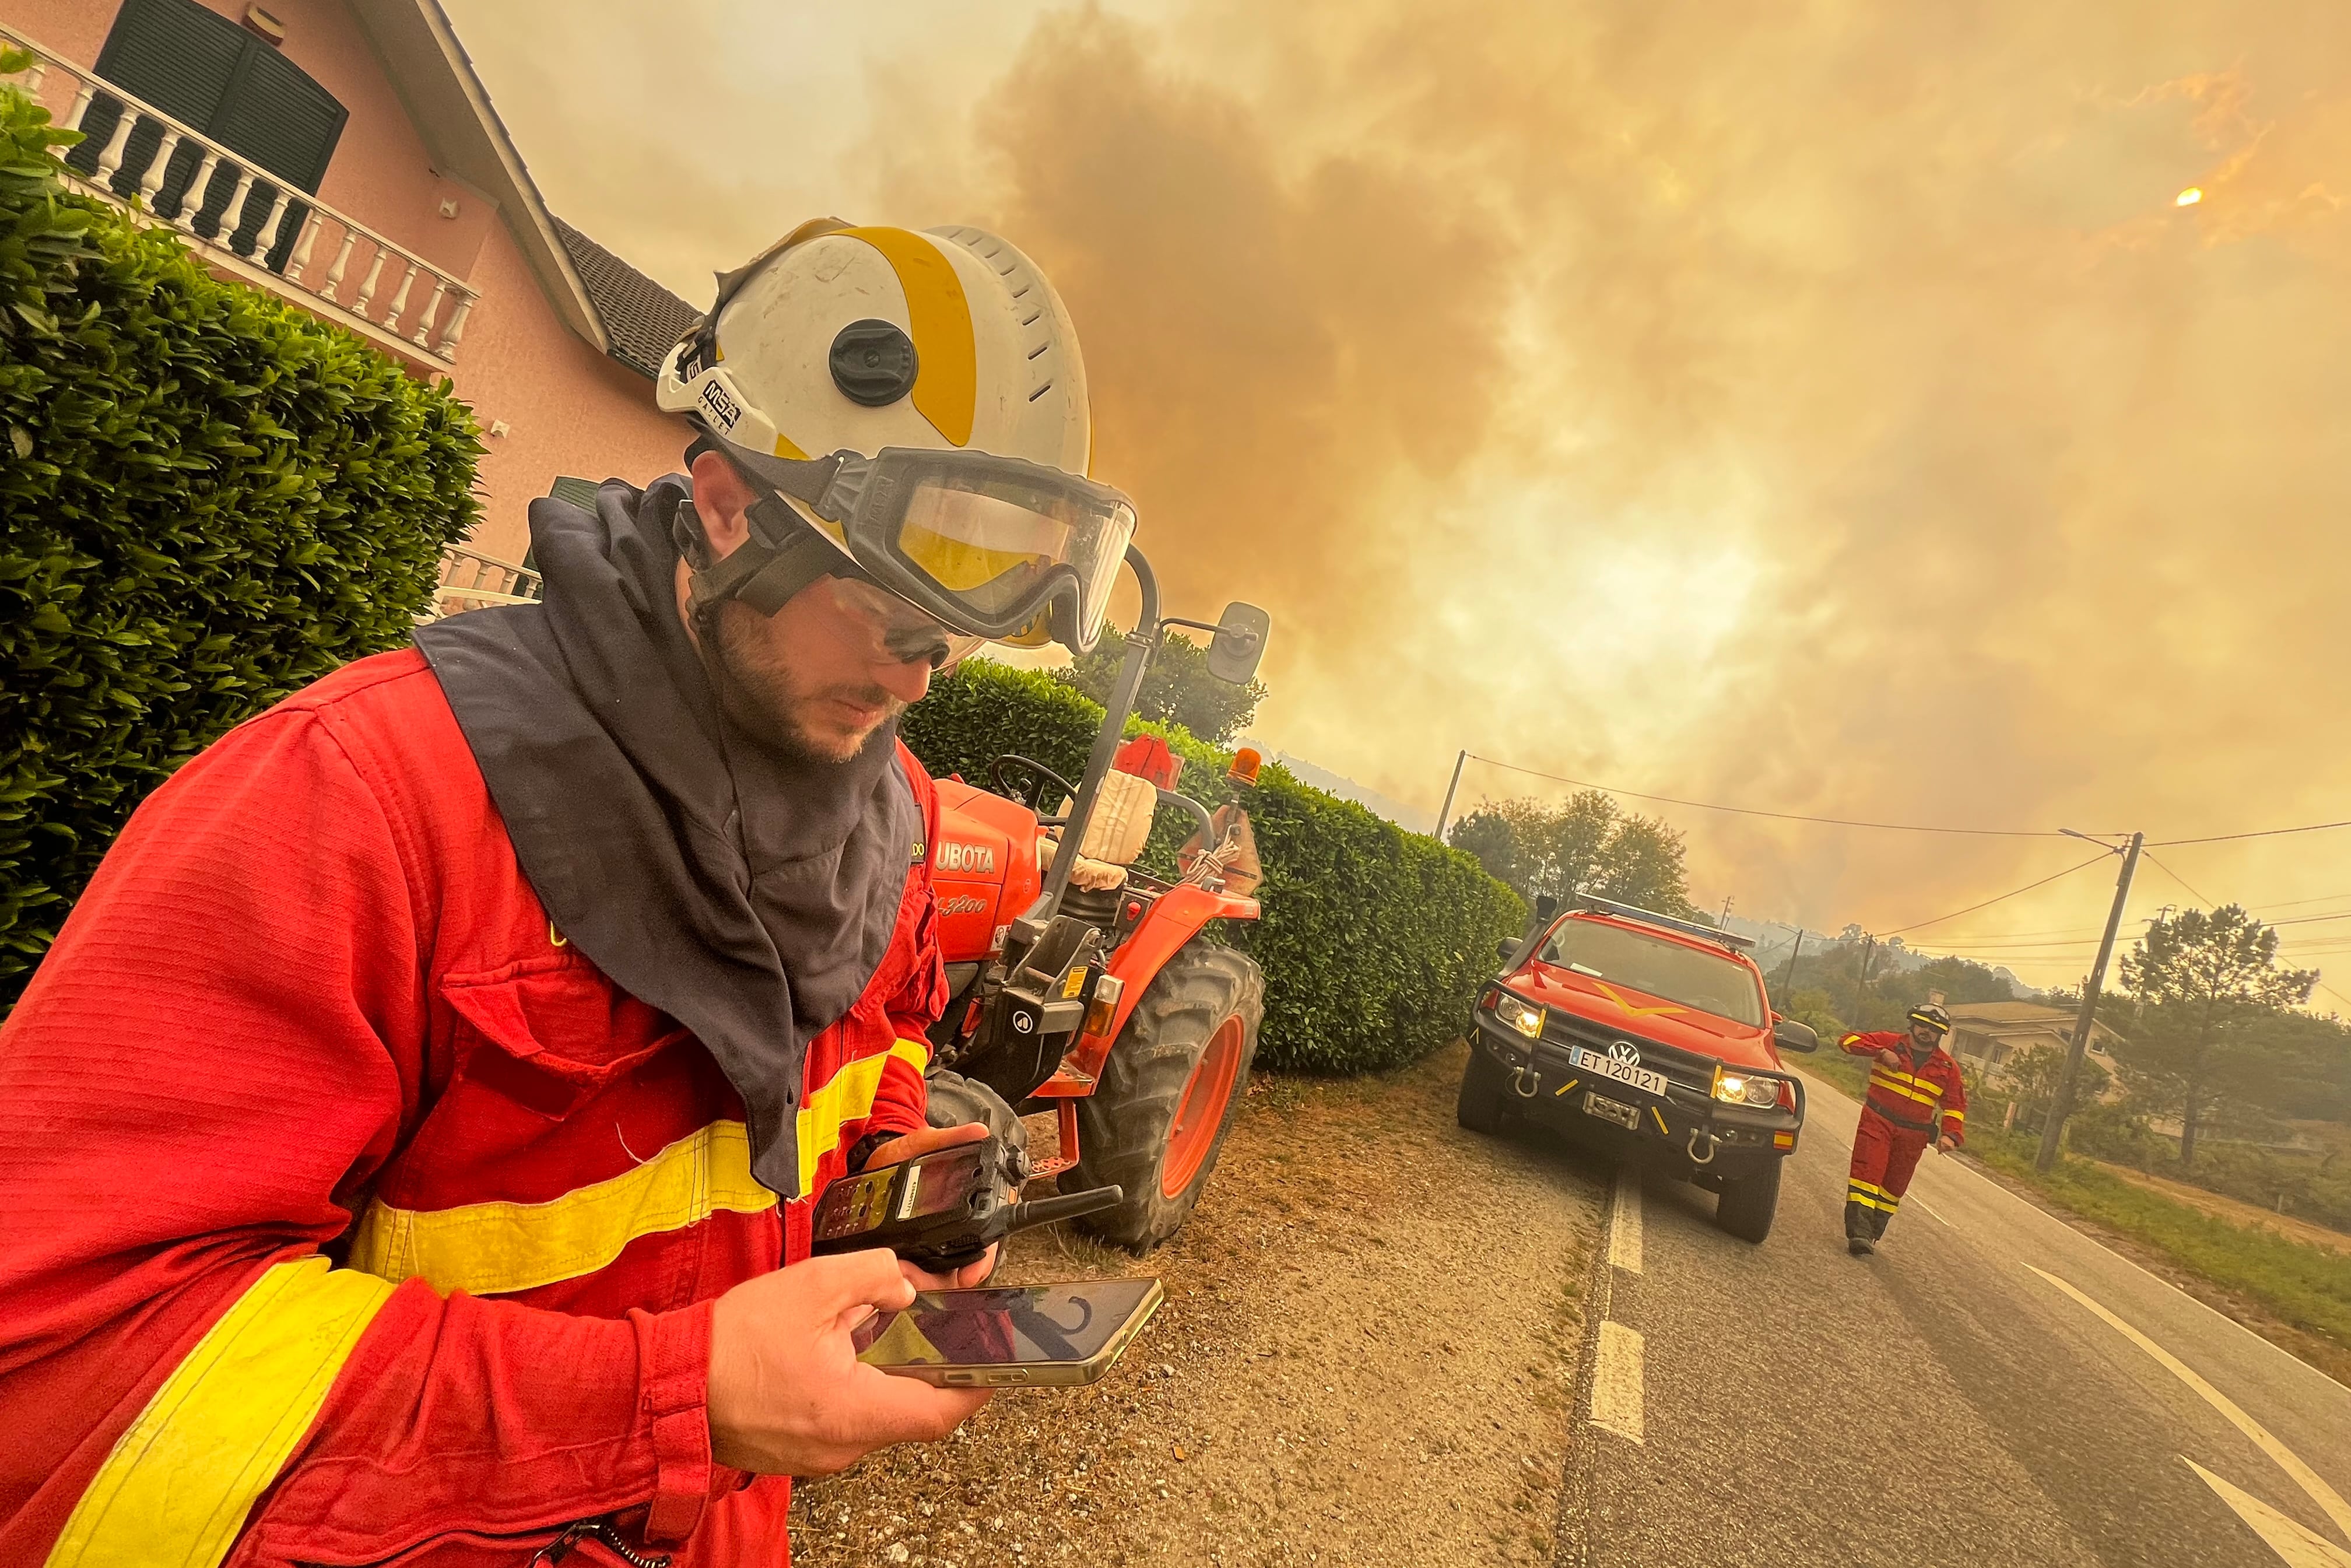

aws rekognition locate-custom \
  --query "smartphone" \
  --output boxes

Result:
[851,1278,1165,1387]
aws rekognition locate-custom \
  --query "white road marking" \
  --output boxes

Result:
[1608,1172,1643,1275]
[2185,1460,2351,1566]
[1799,1069,2320,1383]
[1908,1192,1952,1227]
[2026,1265,2351,1544]
[1589,1320,1645,1444]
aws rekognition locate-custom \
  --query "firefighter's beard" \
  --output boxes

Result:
[701,601,904,766]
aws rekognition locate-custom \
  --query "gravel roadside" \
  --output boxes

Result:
[791,1041,1605,1567]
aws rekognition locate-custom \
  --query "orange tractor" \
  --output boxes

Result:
[921,553,1272,1250]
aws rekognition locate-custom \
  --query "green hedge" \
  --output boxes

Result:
[903,658,1525,1074]
[0,76,483,1003]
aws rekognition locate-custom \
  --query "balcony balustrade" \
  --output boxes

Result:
[427,544,542,622]
[3,27,477,366]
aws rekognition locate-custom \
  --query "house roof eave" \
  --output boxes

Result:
[346,0,610,355]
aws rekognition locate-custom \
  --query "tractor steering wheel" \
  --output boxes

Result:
[990,754,1080,814]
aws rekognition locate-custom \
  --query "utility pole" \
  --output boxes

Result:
[1851,934,1876,1023]
[1718,895,1735,928]
[1778,925,1805,1009]
[1433,749,1468,843]
[2036,830,2143,1172]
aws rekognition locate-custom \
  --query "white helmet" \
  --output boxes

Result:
[657,220,1134,656]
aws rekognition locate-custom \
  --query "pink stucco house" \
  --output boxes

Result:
[1,0,701,609]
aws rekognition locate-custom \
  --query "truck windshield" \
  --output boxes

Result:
[1537,920,1766,1026]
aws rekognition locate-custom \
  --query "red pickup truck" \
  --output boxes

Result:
[1458,895,1819,1241]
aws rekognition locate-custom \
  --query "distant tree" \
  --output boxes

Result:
[2114,907,2318,1165]
[1582,814,1698,917]
[1913,956,2017,1006]
[1999,1045,2071,1135]
[1054,626,1266,744]
[1783,986,1843,1041]
[1446,791,1696,916]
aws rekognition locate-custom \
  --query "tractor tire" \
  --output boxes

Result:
[1062,943,1263,1252]
[1456,1040,1510,1134]
[1713,1160,1782,1244]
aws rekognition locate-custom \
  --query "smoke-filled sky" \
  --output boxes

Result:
[443,0,2351,995]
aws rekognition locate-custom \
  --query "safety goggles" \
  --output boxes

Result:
[717,439,1137,653]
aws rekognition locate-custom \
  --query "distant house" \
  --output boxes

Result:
[1946,1001,2126,1097]
[3,0,700,611]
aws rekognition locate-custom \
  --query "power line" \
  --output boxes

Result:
[2149,820,2351,847]
[2141,851,2217,908]
[1461,755,2073,839]
[1879,853,2113,938]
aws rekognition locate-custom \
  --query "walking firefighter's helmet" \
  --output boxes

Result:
[654,219,1132,663]
[1907,1003,1951,1035]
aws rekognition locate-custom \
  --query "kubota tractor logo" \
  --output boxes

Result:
[1607,1040,1643,1072]
[935,841,996,874]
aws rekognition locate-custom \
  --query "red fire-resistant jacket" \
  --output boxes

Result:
[0,649,946,1565]
[1838,1030,1967,1145]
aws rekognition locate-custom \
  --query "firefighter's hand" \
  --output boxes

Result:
[857,1121,1001,1289]
[1937,1136,1959,1153]
[899,1244,999,1292]
[1876,1048,1903,1069]
[706,1249,991,1477]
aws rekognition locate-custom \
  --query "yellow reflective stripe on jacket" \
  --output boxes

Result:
[346,1039,931,1297]
[1943,1108,1966,1122]
[45,1256,394,1568]
[1868,1072,1943,1106]
[348,1120,776,1296]
[796,1038,929,1195]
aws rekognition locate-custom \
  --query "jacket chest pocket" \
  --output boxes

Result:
[437,956,688,1121]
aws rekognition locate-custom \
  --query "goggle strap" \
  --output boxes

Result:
[737,528,858,617]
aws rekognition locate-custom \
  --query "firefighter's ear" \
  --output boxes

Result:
[687,450,758,561]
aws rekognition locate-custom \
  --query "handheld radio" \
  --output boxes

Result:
[810,1134,1123,1272]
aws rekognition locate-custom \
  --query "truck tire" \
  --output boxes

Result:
[1064,943,1264,1251]
[1457,1039,1510,1134]
[1714,1160,1781,1243]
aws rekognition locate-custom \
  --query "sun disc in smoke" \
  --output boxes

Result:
[2175,185,2204,205]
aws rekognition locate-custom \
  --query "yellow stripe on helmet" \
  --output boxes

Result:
[840,227,977,448]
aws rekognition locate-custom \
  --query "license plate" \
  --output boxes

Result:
[1568,1045,1671,1099]
[1584,1092,1640,1129]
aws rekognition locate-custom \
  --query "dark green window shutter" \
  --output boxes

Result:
[76,0,347,261]
[548,478,603,511]
[210,40,347,195]
[67,0,240,191]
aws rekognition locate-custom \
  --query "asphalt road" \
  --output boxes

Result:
[1550,1067,2351,1567]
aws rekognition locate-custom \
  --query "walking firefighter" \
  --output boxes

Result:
[1838,1004,1966,1255]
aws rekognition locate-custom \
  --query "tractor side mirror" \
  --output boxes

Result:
[1496,939,1518,963]
[1773,1019,1820,1054]
[1206,602,1271,685]
[1533,893,1559,923]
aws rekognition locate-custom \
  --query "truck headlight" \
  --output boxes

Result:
[1494,994,1545,1040]
[1715,1074,1779,1107]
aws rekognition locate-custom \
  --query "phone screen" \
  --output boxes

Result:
[903,1148,985,1218]
[852,1279,1161,1368]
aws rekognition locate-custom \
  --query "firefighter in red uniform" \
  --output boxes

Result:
[1838,1003,1967,1255]
[0,223,1134,1564]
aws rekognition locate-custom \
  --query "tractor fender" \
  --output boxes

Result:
[1062,884,1257,1083]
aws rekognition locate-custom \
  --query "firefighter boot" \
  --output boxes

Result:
[1844,1202,1874,1255]
[1869,1205,1893,1243]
